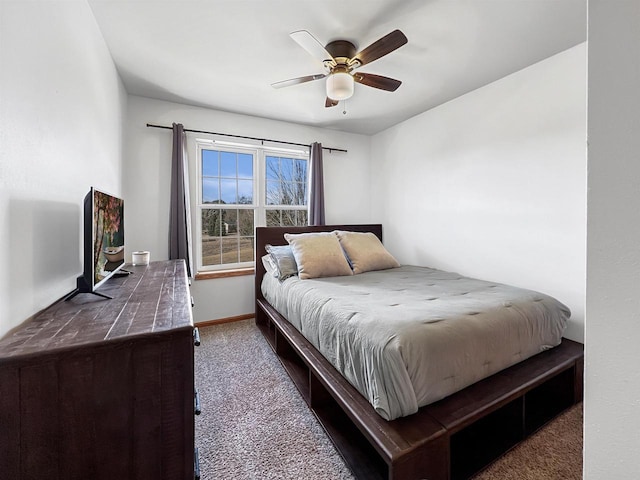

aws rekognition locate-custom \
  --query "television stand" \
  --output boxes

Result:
[64,289,112,301]
[112,269,133,276]
[0,260,197,479]
[64,275,113,301]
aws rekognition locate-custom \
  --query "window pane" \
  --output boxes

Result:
[201,210,222,266]
[222,208,238,235]
[295,159,307,180]
[293,181,307,206]
[202,178,220,204]
[202,209,222,236]
[281,157,294,181]
[239,236,254,262]
[220,178,237,204]
[202,237,222,266]
[297,209,308,226]
[280,182,293,205]
[220,151,236,177]
[266,156,279,180]
[202,150,219,176]
[280,209,297,227]
[266,209,280,227]
[237,179,253,204]
[238,209,254,236]
[278,181,304,206]
[221,209,239,263]
[266,180,280,205]
[221,236,239,264]
[238,154,253,179]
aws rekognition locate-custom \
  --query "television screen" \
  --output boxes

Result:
[91,188,125,288]
[66,188,126,301]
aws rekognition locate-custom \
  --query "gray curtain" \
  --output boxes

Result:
[308,142,325,226]
[169,123,194,277]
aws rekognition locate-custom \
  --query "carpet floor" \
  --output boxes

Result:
[195,319,583,479]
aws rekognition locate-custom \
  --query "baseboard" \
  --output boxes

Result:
[195,313,254,327]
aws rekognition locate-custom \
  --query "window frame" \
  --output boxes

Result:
[194,138,309,273]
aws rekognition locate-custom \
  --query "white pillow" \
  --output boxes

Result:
[265,244,298,281]
[334,230,400,274]
[284,232,353,280]
[261,254,278,277]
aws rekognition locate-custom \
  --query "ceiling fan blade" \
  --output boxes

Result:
[290,30,335,66]
[351,30,408,68]
[353,73,402,92]
[325,97,339,108]
[271,73,327,89]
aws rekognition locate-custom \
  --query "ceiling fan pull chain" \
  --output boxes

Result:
[343,100,348,115]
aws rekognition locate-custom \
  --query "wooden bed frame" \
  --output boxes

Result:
[254,224,583,480]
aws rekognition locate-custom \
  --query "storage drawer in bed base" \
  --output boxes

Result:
[256,298,583,480]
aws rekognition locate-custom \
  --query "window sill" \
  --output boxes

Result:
[194,268,255,281]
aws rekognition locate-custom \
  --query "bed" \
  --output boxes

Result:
[254,224,583,480]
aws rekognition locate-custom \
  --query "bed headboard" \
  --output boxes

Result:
[254,224,383,302]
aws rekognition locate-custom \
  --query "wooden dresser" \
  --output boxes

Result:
[0,260,198,480]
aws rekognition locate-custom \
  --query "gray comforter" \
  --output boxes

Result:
[262,265,569,420]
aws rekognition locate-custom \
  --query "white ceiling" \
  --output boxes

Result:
[88,0,586,136]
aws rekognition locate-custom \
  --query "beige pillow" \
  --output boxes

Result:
[284,232,353,280]
[334,230,400,274]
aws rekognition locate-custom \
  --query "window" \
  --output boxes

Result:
[265,155,308,227]
[195,140,308,272]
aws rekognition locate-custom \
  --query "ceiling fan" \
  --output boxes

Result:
[271,29,408,107]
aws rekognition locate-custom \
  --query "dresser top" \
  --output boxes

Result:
[0,260,193,360]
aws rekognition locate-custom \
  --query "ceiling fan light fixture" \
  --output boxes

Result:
[326,71,354,101]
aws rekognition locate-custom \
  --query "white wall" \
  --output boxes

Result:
[124,95,372,322]
[585,1,640,477]
[371,44,587,342]
[0,1,127,338]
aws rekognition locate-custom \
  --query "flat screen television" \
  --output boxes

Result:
[67,187,126,300]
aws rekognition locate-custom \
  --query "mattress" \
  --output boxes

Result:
[261,265,570,421]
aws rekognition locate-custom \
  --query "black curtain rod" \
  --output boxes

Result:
[146,123,347,153]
